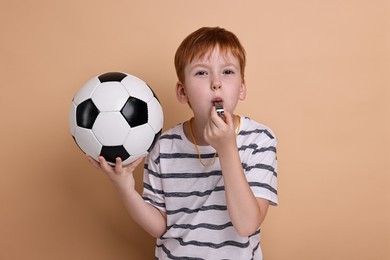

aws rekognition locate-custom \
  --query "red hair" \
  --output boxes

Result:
[174,27,246,83]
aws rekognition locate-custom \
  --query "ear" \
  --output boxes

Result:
[239,79,247,100]
[176,81,189,104]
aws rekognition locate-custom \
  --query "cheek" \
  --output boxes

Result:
[224,90,242,112]
[187,86,207,101]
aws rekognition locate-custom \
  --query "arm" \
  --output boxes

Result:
[204,110,269,236]
[217,142,269,236]
[88,156,167,238]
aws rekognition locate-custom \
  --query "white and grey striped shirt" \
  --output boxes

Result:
[143,116,278,260]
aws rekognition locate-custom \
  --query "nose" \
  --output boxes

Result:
[211,74,221,91]
[212,83,221,90]
[213,84,221,90]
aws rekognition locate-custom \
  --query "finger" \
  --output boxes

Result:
[115,157,123,173]
[224,111,233,128]
[132,157,144,168]
[99,156,113,173]
[124,157,144,173]
[87,156,100,169]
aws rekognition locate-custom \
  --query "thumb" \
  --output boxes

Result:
[124,156,145,173]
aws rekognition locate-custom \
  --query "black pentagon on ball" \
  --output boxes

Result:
[121,97,148,127]
[98,72,127,82]
[76,99,99,129]
[100,145,130,164]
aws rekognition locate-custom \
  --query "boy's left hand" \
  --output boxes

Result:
[204,107,237,152]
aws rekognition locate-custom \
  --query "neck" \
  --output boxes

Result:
[187,117,208,146]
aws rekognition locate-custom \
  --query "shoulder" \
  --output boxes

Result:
[148,123,185,157]
[158,123,184,142]
[145,124,180,164]
[146,122,191,165]
[239,116,277,141]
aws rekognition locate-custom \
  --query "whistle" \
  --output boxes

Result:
[215,102,225,120]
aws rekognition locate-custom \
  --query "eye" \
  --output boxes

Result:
[223,69,235,75]
[195,71,208,76]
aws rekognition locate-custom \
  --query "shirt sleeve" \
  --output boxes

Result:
[142,142,166,212]
[244,133,278,206]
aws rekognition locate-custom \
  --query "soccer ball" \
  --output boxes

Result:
[69,72,163,165]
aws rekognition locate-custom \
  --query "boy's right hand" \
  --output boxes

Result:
[88,156,144,192]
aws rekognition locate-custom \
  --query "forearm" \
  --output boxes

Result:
[116,188,167,238]
[88,157,167,238]
[205,112,269,236]
[219,147,263,236]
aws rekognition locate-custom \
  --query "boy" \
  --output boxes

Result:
[89,27,278,259]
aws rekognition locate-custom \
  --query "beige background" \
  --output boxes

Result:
[0,0,389,259]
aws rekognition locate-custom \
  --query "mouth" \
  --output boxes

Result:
[212,98,223,107]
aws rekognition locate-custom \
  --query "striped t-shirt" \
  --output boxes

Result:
[143,116,278,260]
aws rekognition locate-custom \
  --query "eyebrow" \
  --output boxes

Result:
[190,61,238,68]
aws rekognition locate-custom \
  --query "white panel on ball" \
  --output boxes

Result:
[122,75,153,103]
[122,152,148,166]
[69,102,77,136]
[74,128,102,160]
[147,97,164,133]
[73,77,101,105]
[123,124,155,155]
[92,112,131,146]
[92,82,129,112]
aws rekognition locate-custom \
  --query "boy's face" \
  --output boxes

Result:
[176,46,246,120]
